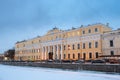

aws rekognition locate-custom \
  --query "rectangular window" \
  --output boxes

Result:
[96,52,99,58]
[83,53,86,60]
[72,44,75,50]
[95,42,98,48]
[78,53,80,59]
[95,28,98,32]
[83,30,85,34]
[110,40,114,47]
[83,43,85,49]
[88,29,91,33]
[78,44,80,49]
[89,42,92,48]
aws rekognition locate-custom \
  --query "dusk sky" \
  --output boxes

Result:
[0,0,120,53]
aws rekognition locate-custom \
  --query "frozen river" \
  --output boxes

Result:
[0,64,120,80]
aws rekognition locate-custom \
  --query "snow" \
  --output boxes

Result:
[0,64,120,80]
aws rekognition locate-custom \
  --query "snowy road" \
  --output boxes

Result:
[0,64,120,80]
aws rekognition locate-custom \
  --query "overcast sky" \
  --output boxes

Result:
[0,0,120,53]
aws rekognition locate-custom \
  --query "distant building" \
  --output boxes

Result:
[0,54,4,61]
[4,49,15,61]
[101,29,120,60]
[15,23,112,61]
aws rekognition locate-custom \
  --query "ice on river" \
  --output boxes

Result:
[0,64,120,80]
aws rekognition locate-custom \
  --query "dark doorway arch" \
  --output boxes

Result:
[48,52,53,60]
[83,53,86,60]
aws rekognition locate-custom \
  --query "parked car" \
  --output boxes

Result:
[74,60,84,63]
[91,60,105,64]
[62,60,73,63]
[46,59,53,63]
[109,59,120,64]
[85,60,93,63]
[54,60,61,63]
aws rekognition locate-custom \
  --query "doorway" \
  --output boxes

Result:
[48,52,53,60]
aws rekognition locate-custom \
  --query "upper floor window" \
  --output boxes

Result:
[88,29,91,33]
[95,28,98,32]
[95,42,98,48]
[64,45,66,50]
[89,42,92,48]
[83,43,85,49]
[83,30,85,34]
[77,44,80,49]
[110,40,114,47]
[72,44,75,50]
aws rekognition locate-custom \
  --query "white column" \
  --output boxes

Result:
[57,44,59,59]
[42,47,44,60]
[53,45,55,60]
[61,44,63,60]
[45,47,46,60]
[48,46,50,60]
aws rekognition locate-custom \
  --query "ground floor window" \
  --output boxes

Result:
[110,51,114,55]
[89,53,92,58]
[96,52,99,58]
[78,53,80,59]
[83,53,86,60]
[73,54,75,59]
[68,54,70,59]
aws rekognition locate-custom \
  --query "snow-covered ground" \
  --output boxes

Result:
[0,64,120,80]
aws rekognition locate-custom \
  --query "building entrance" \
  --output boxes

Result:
[48,52,53,60]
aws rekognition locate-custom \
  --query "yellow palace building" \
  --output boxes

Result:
[15,23,112,61]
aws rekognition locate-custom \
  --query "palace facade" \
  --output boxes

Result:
[101,29,120,59]
[15,23,112,61]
